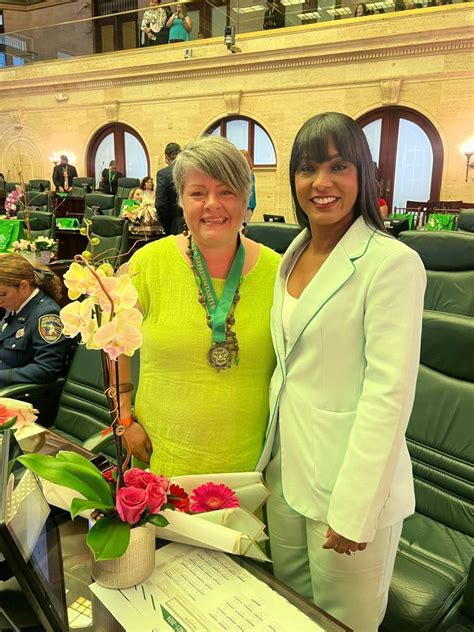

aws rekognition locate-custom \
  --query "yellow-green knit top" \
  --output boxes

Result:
[130,236,281,477]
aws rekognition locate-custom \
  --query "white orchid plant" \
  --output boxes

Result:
[12,237,58,253]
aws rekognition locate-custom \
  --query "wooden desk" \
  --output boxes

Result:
[56,228,88,260]
[53,195,85,219]
[23,429,351,632]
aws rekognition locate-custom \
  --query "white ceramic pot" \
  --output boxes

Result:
[90,523,155,589]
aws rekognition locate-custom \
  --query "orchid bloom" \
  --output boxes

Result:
[0,398,38,431]
[63,262,100,300]
[60,297,97,339]
[93,308,143,360]
[97,274,139,314]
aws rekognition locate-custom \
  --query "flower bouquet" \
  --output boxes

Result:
[12,236,58,264]
[120,199,165,236]
[0,398,38,434]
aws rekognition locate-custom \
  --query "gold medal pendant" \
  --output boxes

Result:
[208,342,232,371]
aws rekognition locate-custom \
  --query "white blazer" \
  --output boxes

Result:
[257,216,426,543]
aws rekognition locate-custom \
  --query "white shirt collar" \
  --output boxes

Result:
[15,287,40,315]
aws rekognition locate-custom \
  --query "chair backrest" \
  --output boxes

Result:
[5,182,20,193]
[458,209,474,233]
[84,193,116,220]
[247,222,302,254]
[71,177,95,198]
[407,310,474,537]
[116,177,140,199]
[27,179,50,192]
[17,210,55,239]
[53,346,140,459]
[87,215,129,268]
[399,231,474,316]
[24,190,51,212]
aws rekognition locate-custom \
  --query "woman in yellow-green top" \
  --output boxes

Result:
[119,136,280,476]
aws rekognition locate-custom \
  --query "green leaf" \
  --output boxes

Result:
[160,502,176,511]
[147,513,169,528]
[87,516,130,561]
[0,417,17,431]
[70,498,115,519]
[17,453,113,506]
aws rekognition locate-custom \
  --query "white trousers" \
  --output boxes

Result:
[266,452,402,632]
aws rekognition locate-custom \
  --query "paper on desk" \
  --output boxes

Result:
[90,542,325,632]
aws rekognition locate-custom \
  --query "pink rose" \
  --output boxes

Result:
[124,468,168,492]
[146,482,167,514]
[116,486,148,524]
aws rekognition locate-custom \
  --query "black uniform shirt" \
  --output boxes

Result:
[0,289,68,387]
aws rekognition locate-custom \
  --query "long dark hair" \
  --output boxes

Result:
[289,112,387,232]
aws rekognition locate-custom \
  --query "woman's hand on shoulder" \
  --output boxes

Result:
[124,422,152,464]
[322,527,367,555]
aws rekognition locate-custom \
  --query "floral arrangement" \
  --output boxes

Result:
[0,398,38,432]
[16,454,240,562]
[4,186,23,216]
[120,199,163,235]
[12,236,58,254]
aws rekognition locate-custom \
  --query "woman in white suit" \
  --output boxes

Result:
[263,112,426,631]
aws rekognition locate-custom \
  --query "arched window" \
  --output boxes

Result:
[357,107,443,212]
[87,123,150,185]
[205,117,276,167]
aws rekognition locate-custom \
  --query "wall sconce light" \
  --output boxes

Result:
[461,138,474,182]
[464,152,474,183]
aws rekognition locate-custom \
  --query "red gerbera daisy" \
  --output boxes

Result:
[190,482,239,513]
[168,484,190,512]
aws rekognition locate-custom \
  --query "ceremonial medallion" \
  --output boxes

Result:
[208,342,232,371]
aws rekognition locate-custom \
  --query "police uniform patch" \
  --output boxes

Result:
[38,315,63,343]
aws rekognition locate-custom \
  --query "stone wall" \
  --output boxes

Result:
[0,4,472,220]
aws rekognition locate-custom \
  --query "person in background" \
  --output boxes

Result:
[264,112,426,631]
[117,136,281,475]
[140,0,169,47]
[0,253,68,387]
[240,150,257,223]
[354,2,370,16]
[140,176,155,205]
[263,0,285,30]
[155,142,182,234]
[52,155,78,193]
[167,4,192,44]
[100,160,123,196]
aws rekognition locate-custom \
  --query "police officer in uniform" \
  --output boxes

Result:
[0,253,68,389]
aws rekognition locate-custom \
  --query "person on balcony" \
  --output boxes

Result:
[263,1,285,30]
[167,4,192,44]
[140,0,169,47]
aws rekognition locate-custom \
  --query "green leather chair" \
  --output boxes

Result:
[26,179,50,192]
[87,215,129,269]
[399,231,474,317]
[71,176,94,198]
[17,209,55,239]
[382,310,474,632]
[84,193,116,220]
[114,177,140,215]
[247,222,302,254]
[23,190,52,213]
[51,345,140,460]
[458,210,474,233]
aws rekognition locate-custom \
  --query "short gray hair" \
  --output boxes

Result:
[173,136,251,206]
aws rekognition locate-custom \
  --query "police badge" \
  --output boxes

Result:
[38,314,63,343]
